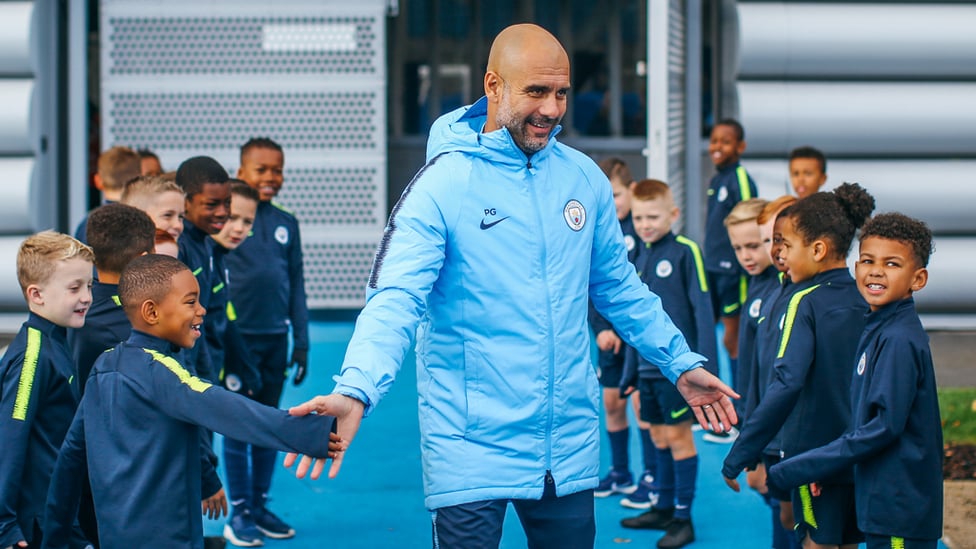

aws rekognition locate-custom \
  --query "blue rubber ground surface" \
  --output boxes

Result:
[203,322,947,548]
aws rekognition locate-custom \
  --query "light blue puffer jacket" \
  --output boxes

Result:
[334,97,706,509]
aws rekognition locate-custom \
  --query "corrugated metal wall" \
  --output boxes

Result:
[734,2,976,314]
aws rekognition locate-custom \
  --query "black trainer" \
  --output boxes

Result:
[657,518,695,549]
[620,507,674,530]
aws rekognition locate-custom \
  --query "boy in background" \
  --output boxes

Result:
[137,149,164,177]
[121,175,186,242]
[619,180,716,549]
[43,254,341,549]
[590,157,653,504]
[704,119,757,443]
[0,232,93,548]
[769,213,942,549]
[75,146,143,243]
[788,146,828,199]
[224,138,310,542]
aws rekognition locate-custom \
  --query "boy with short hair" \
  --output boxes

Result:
[788,146,828,199]
[75,146,143,242]
[70,204,156,393]
[618,180,716,549]
[43,254,341,549]
[590,157,652,503]
[768,213,942,549]
[223,138,311,542]
[121,175,186,241]
[704,119,758,437]
[0,232,93,548]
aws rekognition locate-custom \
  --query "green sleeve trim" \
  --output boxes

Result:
[675,235,709,293]
[736,166,753,200]
[192,267,203,277]
[798,484,819,529]
[226,300,237,321]
[142,348,212,393]
[271,201,294,215]
[111,295,122,306]
[776,284,821,359]
[890,537,905,549]
[12,328,42,420]
[212,282,225,294]
[739,275,748,305]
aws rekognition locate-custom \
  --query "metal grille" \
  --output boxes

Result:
[303,238,380,307]
[667,0,687,232]
[101,0,388,308]
[105,16,380,76]
[105,90,380,151]
[277,164,383,227]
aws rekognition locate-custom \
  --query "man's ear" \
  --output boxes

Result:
[484,71,502,102]
[25,285,43,306]
[140,299,159,325]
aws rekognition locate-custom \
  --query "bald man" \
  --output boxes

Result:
[289,24,737,548]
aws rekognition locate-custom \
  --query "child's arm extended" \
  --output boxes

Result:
[767,336,925,492]
[722,299,815,484]
[42,404,90,549]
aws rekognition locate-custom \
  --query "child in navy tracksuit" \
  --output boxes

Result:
[618,180,716,549]
[704,119,758,388]
[0,232,93,548]
[723,183,876,548]
[42,254,341,549]
[769,213,942,549]
[224,138,310,542]
[589,157,656,505]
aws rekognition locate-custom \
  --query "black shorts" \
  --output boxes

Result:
[638,378,692,425]
[707,271,746,318]
[596,347,626,388]
[864,533,937,549]
[791,483,863,546]
[760,453,792,502]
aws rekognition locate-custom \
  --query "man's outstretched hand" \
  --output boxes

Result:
[284,394,365,480]
[675,367,739,433]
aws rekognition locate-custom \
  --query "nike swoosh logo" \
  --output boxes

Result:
[480,216,511,230]
[670,406,689,419]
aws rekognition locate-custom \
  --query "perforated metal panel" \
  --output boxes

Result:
[100,1,389,309]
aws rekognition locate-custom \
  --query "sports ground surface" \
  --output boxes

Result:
[202,321,949,548]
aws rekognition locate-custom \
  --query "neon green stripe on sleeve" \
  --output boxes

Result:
[891,537,905,549]
[739,275,748,305]
[675,235,709,293]
[12,328,42,420]
[192,267,203,277]
[736,166,753,200]
[798,485,819,529]
[212,282,225,294]
[143,349,212,393]
[776,285,821,359]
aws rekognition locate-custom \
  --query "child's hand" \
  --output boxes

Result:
[201,487,228,520]
[291,348,309,386]
[723,474,741,492]
[327,431,344,454]
[595,330,622,353]
[809,482,821,497]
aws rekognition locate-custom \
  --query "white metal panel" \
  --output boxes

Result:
[0,2,33,75]
[738,82,976,155]
[739,3,976,78]
[744,159,976,234]
[100,0,389,309]
[0,159,34,232]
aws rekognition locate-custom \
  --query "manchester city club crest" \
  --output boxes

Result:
[563,199,586,231]
[718,186,729,202]
[624,234,636,252]
[857,352,867,375]
[656,260,673,278]
[749,298,762,318]
[275,225,289,244]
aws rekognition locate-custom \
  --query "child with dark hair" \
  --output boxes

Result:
[723,183,876,549]
[71,204,156,391]
[705,118,758,439]
[768,213,941,549]
[43,254,341,549]
[223,138,310,543]
[75,146,143,243]
[788,146,828,199]
[137,149,164,177]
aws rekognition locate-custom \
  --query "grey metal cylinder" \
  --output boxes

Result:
[910,238,975,314]
[744,159,976,234]
[0,237,26,309]
[0,81,33,153]
[738,3,976,78]
[0,2,33,75]
[0,159,34,234]
[737,82,976,156]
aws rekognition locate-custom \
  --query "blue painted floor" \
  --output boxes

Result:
[203,322,946,548]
